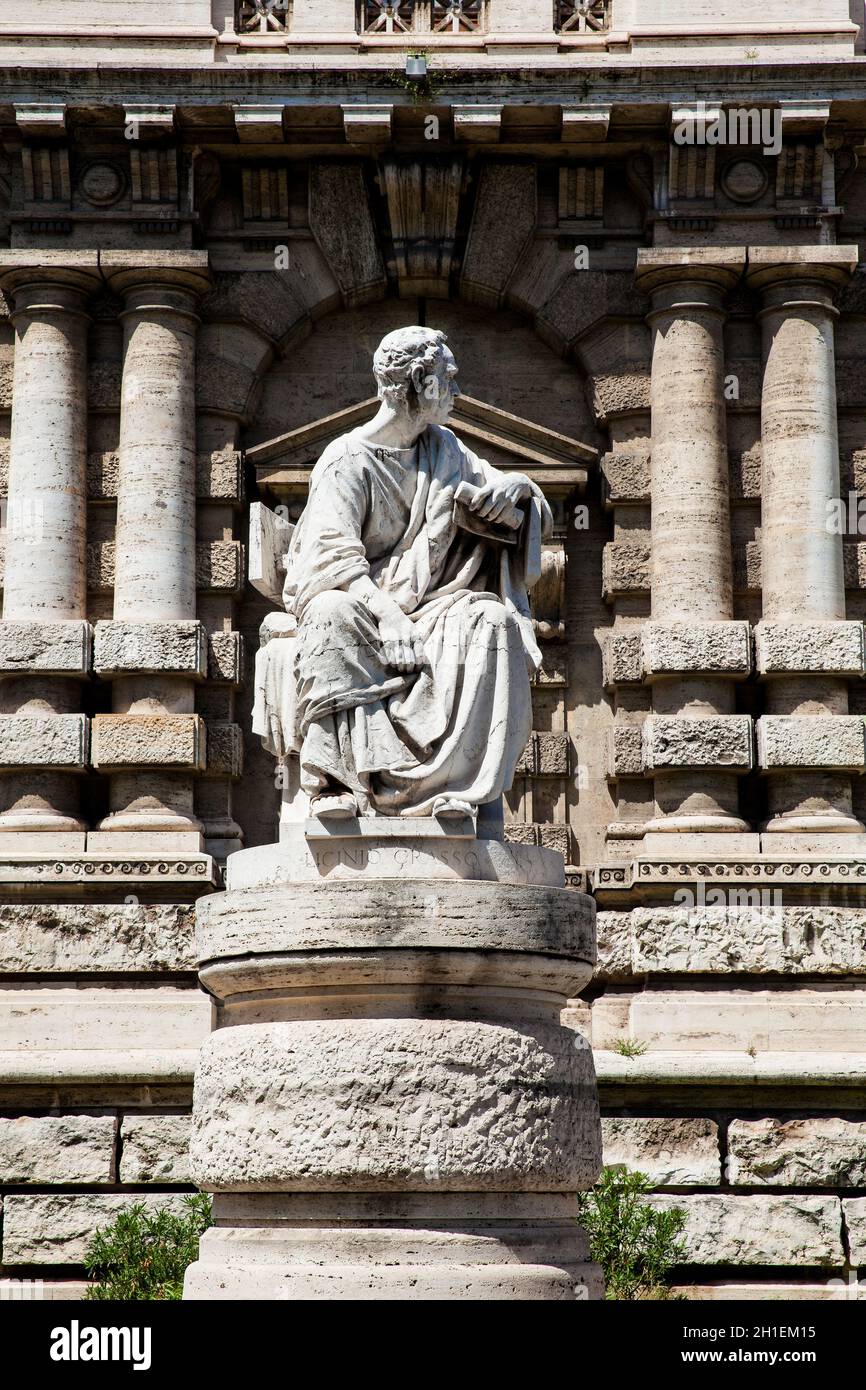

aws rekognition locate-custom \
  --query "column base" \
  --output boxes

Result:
[643,814,750,833]
[762,811,865,833]
[184,1194,602,1302]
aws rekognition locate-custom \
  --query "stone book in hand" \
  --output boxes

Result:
[453,481,524,546]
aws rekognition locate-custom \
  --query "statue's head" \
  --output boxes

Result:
[372,326,459,426]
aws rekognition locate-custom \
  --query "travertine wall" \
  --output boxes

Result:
[1,4,866,1300]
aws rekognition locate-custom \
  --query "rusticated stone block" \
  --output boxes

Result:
[93,621,207,678]
[0,620,91,674]
[87,451,118,500]
[650,1195,842,1266]
[733,540,761,593]
[641,621,752,677]
[842,1199,866,1264]
[0,1116,114,1185]
[589,366,651,422]
[0,714,87,769]
[595,911,633,981]
[0,903,195,973]
[643,715,753,771]
[513,731,569,778]
[603,631,643,687]
[729,1119,866,1188]
[196,541,243,594]
[630,905,866,977]
[602,1117,720,1186]
[608,725,645,777]
[196,452,243,503]
[755,621,865,677]
[204,724,243,778]
[87,360,121,410]
[1,1194,192,1265]
[90,714,206,770]
[729,447,761,500]
[602,542,650,599]
[119,1115,192,1184]
[207,632,244,685]
[601,451,651,505]
[86,542,244,594]
[757,715,866,771]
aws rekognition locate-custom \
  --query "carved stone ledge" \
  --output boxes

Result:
[642,621,752,679]
[0,853,216,887]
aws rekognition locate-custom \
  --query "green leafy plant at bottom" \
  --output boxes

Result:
[84,1194,213,1301]
[577,1166,687,1301]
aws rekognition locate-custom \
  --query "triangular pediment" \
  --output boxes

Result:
[247,395,597,497]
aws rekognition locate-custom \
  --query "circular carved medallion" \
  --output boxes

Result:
[79,161,126,207]
[721,158,769,204]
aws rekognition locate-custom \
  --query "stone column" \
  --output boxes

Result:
[184,837,602,1300]
[747,247,864,835]
[635,249,752,834]
[0,253,101,840]
[93,253,211,843]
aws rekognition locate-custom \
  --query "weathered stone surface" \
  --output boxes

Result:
[595,911,634,981]
[603,631,643,687]
[461,163,537,308]
[755,621,865,676]
[602,542,650,598]
[0,985,210,1053]
[196,452,243,502]
[1,1194,191,1266]
[191,1019,600,1192]
[0,620,90,674]
[93,620,207,677]
[0,1116,114,1184]
[650,1195,842,1266]
[86,541,243,594]
[308,164,386,307]
[625,905,866,978]
[641,622,751,676]
[842,1199,866,1264]
[589,368,651,421]
[757,715,866,770]
[643,715,753,770]
[729,1119,866,1187]
[119,1115,191,1183]
[601,451,651,504]
[204,723,243,777]
[90,714,206,769]
[514,731,569,777]
[608,724,645,777]
[207,631,243,684]
[0,715,87,768]
[0,903,195,973]
[602,1117,720,1185]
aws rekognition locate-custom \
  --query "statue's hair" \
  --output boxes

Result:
[372,326,448,407]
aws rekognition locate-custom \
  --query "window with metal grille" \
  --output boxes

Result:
[556,1,611,33]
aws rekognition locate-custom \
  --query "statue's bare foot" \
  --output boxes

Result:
[310,790,359,820]
[432,796,475,822]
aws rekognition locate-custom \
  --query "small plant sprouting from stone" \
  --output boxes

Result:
[387,52,444,106]
[83,1195,212,1301]
[612,1036,648,1058]
[577,1167,688,1301]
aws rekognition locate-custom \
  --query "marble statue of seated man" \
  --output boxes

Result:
[252,325,552,822]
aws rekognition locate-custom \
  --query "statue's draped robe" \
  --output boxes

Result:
[253,424,550,815]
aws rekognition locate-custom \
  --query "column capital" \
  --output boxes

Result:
[745,245,859,295]
[100,250,211,301]
[635,247,746,299]
[0,250,101,301]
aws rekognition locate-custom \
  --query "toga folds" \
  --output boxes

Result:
[253,423,552,816]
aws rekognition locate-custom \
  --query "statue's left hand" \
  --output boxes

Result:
[468,478,532,522]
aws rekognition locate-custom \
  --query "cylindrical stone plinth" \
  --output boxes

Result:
[184,864,602,1300]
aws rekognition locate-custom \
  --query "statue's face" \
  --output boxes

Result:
[411,344,460,425]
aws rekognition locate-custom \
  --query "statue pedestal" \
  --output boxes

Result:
[183,836,603,1300]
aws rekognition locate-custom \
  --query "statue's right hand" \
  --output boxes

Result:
[378,615,427,673]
